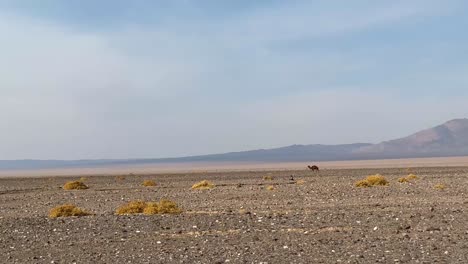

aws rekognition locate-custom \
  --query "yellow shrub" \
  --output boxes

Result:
[63,181,89,190]
[398,174,419,183]
[115,201,147,215]
[191,180,215,190]
[355,174,389,187]
[49,204,91,218]
[366,175,389,185]
[263,176,273,180]
[434,184,446,190]
[116,200,182,215]
[266,185,275,191]
[398,177,410,183]
[143,180,157,187]
[143,200,182,215]
[296,179,306,185]
[355,180,371,188]
[238,209,250,215]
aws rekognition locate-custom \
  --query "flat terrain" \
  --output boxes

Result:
[1,167,468,263]
[2,156,468,178]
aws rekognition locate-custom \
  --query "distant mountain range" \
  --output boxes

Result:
[2,118,468,170]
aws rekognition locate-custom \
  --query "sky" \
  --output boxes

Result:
[1,0,468,160]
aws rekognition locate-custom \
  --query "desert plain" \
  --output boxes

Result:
[1,163,468,263]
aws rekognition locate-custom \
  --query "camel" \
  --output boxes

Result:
[307,165,319,171]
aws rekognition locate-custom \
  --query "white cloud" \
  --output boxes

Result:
[0,1,466,159]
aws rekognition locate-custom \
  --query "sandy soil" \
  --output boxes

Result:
[1,167,467,263]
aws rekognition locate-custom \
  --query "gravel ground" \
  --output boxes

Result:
[1,167,467,263]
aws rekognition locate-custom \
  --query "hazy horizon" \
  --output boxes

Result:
[2,1,468,160]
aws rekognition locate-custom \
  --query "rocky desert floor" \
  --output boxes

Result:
[1,167,467,263]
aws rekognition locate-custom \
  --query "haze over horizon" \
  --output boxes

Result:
[2,1,468,160]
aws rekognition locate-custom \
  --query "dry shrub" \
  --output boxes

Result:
[115,175,126,181]
[355,174,389,187]
[63,181,89,190]
[296,179,306,185]
[355,180,372,188]
[115,201,147,215]
[116,200,181,215]
[79,177,88,182]
[191,180,215,190]
[366,175,389,185]
[266,185,275,191]
[143,180,157,187]
[398,177,410,183]
[398,174,419,183]
[434,184,446,190]
[263,175,273,180]
[49,204,91,218]
[143,200,182,215]
[239,209,249,215]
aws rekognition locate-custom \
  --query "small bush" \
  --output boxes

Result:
[115,175,126,181]
[296,179,306,185]
[143,180,157,187]
[191,180,215,190]
[116,200,181,215]
[355,174,389,187]
[79,177,88,182]
[266,185,275,191]
[366,175,389,185]
[398,177,410,183]
[115,201,147,215]
[239,209,250,215]
[355,180,372,188]
[263,176,273,180]
[398,174,419,184]
[143,200,182,215]
[434,184,446,190]
[49,204,91,218]
[63,181,89,190]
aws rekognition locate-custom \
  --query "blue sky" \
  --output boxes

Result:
[1,0,468,159]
